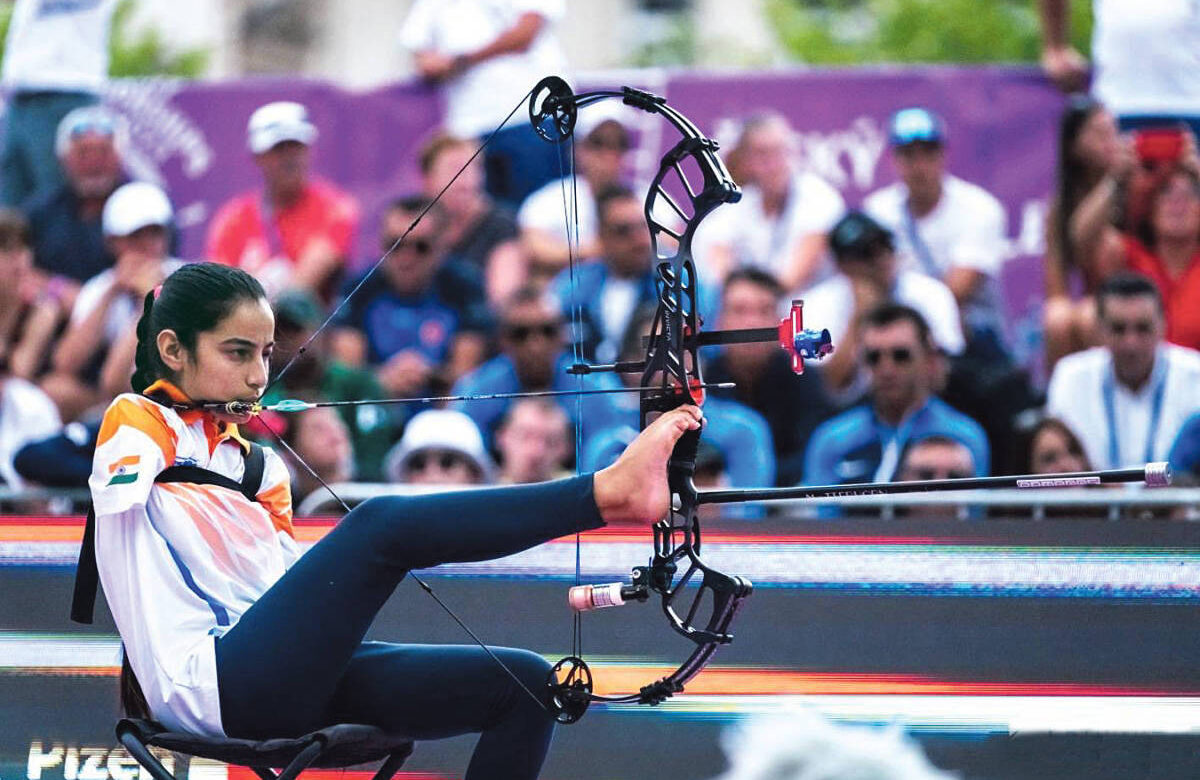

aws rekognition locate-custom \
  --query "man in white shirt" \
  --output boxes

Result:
[803,211,963,401]
[863,108,1010,358]
[696,112,845,292]
[401,0,568,207]
[1047,273,1200,470]
[550,184,659,364]
[517,109,632,277]
[1040,0,1200,138]
[0,0,116,207]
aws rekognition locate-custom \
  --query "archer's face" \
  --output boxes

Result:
[163,298,275,424]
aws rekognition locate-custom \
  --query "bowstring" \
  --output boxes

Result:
[556,113,585,666]
[252,85,553,715]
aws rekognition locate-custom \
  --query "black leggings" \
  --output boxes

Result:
[214,475,604,780]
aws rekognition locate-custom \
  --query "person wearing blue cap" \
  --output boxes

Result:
[863,107,1010,361]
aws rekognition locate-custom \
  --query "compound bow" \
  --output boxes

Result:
[203,75,1169,726]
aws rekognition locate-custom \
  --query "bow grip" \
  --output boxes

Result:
[667,426,702,494]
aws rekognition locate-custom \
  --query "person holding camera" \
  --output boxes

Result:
[1095,129,1200,352]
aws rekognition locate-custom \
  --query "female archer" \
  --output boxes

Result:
[89,262,701,780]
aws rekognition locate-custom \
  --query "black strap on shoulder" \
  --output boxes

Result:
[70,443,267,624]
[70,505,100,624]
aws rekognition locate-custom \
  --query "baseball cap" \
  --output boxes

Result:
[576,100,634,148]
[55,105,123,157]
[888,107,945,147]
[247,101,317,154]
[828,211,893,260]
[384,410,496,483]
[102,182,173,237]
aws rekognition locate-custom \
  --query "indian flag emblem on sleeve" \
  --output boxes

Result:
[107,455,141,486]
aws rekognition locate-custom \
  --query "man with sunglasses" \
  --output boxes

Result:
[331,196,490,401]
[1047,272,1200,470]
[803,303,988,488]
[450,285,624,450]
[550,184,660,363]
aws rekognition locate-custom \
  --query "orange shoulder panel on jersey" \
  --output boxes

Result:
[97,397,178,466]
[256,481,295,538]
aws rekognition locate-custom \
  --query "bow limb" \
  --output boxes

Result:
[535,77,754,720]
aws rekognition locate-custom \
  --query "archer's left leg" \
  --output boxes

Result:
[325,641,555,780]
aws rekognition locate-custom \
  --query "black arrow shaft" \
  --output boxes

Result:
[697,466,1161,505]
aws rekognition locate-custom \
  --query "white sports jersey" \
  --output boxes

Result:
[90,380,297,736]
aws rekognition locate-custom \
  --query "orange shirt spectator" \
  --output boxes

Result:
[205,101,360,301]
[206,179,359,300]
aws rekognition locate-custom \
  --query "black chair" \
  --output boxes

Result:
[116,718,414,780]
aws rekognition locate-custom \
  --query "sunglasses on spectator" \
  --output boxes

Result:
[504,322,560,342]
[584,135,629,152]
[407,450,474,472]
[67,116,117,139]
[603,221,643,238]
[864,347,914,366]
[383,236,434,255]
[1105,320,1156,336]
[906,468,972,481]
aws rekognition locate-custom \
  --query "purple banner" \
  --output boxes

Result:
[86,68,1064,358]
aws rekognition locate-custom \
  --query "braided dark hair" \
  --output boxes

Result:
[131,262,267,393]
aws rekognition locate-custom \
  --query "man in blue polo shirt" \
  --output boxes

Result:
[333,196,491,398]
[804,303,989,486]
[450,284,626,450]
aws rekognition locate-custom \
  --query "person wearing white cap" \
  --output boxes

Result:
[41,182,185,420]
[205,100,360,302]
[384,409,495,486]
[517,104,636,274]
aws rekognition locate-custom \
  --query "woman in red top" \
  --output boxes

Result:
[1104,166,1200,351]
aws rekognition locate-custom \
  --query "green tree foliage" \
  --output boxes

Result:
[0,0,208,78]
[765,0,1093,65]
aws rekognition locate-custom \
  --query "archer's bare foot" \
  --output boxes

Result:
[593,405,703,524]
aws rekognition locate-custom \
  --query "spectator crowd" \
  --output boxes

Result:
[2,0,1200,511]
